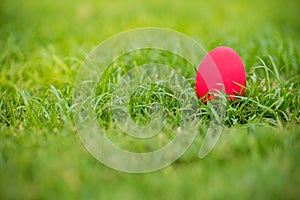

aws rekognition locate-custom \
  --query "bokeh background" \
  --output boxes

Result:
[1,0,300,88]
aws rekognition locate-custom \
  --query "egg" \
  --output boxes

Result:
[195,46,246,101]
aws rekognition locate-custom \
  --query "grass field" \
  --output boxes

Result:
[1,0,300,199]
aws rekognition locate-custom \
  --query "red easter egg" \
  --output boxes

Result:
[195,46,246,101]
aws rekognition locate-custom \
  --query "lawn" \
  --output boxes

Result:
[1,0,300,199]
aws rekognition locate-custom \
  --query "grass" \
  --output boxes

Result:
[1,0,300,199]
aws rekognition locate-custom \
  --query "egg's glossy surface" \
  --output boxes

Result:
[195,46,246,101]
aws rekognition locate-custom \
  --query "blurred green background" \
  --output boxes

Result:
[1,0,300,89]
[1,0,300,199]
